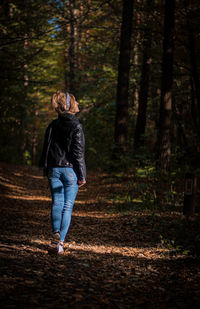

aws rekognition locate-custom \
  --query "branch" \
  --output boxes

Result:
[0,27,57,48]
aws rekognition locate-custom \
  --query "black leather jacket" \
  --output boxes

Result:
[39,112,86,181]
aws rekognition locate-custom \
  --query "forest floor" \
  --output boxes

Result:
[0,162,200,309]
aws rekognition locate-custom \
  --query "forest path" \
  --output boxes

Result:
[0,162,199,309]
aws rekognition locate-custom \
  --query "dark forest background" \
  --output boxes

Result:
[1,4,200,305]
[1,0,200,176]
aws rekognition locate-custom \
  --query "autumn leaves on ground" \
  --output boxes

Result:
[0,162,200,309]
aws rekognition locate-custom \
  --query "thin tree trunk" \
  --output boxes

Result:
[157,0,175,170]
[24,34,29,87]
[114,0,134,154]
[187,21,200,123]
[174,103,188,151]
[132,0,140,111]
[64,45,69,91]
[69,0,76,94]
[134,0,153,148]
[190,77,199,137]
[76,3,83,73]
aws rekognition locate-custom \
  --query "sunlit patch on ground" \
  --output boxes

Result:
[3,194,51,201]
[0,162,200,308]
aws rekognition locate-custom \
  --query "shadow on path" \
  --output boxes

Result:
[0,162,200,308]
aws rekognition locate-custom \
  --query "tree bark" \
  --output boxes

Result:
[132,0,140,112]
[114,0,134,154]
[190,77,199,139]
[183,173,197,218]
[187,19,200,124]
[134,0,153,148]
[157,0,175,170]
[68,0,76,94]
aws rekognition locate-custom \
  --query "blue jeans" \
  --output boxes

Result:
[48,167,78,242]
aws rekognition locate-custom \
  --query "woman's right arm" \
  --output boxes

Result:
[71,124,86,184]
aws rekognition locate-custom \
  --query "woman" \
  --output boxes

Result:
[39,91,86,254]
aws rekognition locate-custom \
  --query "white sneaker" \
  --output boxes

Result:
[58,242,64,254]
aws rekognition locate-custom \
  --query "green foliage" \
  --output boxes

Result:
[82,103,116,170]
[0,0,200,178]
[0,0,63,164]
[24,150,32,166]
[105,154,187,214]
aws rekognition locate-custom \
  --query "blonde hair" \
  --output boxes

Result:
[51,90,78,114]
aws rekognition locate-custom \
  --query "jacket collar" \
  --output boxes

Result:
[58,112,76,121]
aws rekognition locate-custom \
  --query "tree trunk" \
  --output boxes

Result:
[190,77,199,139]
[187,20,200,124]
[76,3,83,73]
[114,0,134,154]
[132,0,140,112]
[183,173,197,218]
[134,0,153,148]
[156,0,175,170]
[64,45,69,91]
[68,0,76,94]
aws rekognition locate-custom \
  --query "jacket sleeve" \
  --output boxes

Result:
[71,124,86,181]
[39,122,53,168]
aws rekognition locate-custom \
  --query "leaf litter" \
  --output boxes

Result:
[0,162,200,308]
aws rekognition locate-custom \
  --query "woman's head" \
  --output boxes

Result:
[51,91,79,114]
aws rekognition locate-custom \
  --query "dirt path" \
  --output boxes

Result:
[0,162,200,308]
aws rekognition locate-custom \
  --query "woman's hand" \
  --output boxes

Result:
[78,180,86,187]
